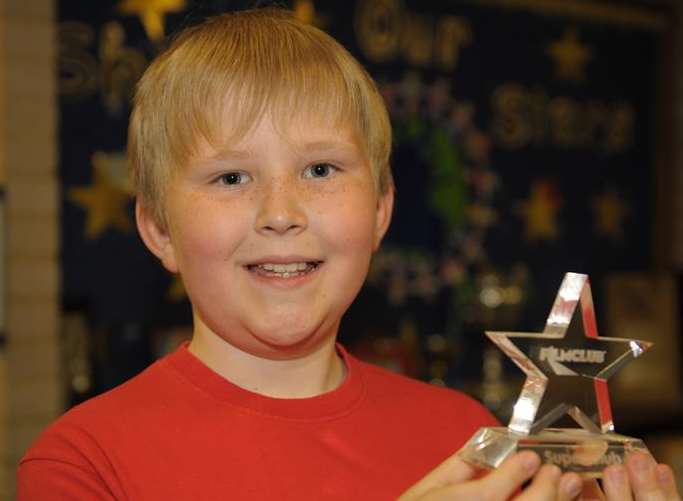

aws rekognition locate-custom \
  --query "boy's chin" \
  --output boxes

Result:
[245,327,333,359]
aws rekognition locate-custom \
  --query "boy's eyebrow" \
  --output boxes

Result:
[209,148,253,161]
[294,140,362,158]
[300,140,356,151]
[209,140,359,161]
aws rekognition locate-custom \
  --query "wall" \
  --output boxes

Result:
[0,0,60,497]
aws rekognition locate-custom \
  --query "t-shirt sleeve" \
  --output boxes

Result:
[17,459,117,501]
[17,420,121,501]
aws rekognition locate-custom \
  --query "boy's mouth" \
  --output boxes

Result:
[246,261,322,279]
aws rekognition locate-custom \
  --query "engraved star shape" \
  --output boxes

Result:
[118,0,186,42]
[69,152,132,239]
[486,272,651,436]
[592,190,629,241]
[518,180,562,242]
[546,28,593,82]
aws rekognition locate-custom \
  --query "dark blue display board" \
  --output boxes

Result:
[56,0,671,407]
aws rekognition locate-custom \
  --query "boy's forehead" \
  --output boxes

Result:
[207,112,366,158]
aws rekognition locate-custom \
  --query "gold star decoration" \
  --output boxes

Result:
[546,27,593,82]
[69,152,132,239]
[466,203,498,228]
[167,274,187,303]
[592,190,628,240]
[118,0,186,42]
[293,0,327,28]
[518,180,562,242]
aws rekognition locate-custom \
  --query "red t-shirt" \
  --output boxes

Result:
[18,344,497,500]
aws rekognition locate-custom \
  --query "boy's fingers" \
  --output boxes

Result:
[603,465,633,501]
[655,464,681,501]
[401,452,556,501]
[397,453,477,500]
[557,473,585,501]
[476,451,542,499]
[625,453,667,501]
[602,464,633,501]
[430,453,541,501]
[579,478,606,501]
[423,452,478,486]
[516,464,562,500]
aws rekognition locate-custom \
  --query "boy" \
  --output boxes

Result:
[18,8,679,501]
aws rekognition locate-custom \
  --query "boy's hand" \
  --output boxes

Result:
[397,451,584,500]
[599,452,681,501]
[398,451,681,501]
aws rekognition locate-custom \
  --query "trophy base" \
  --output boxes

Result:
[459,427,649,477]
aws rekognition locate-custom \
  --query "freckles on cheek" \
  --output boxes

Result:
[329,218,376,253]
[169,223,214,264]
[171,198,245,260]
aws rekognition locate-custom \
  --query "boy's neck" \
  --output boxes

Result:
[186,326,347,399]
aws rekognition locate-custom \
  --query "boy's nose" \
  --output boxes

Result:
[254,181,307,235]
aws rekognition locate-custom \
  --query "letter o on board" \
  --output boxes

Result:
[354,0,403,63]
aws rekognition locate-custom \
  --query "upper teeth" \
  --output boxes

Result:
[259,263,310,272]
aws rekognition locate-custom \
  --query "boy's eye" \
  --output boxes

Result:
[304,163,336,179]
[216,172,250,185]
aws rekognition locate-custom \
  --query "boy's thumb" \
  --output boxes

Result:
[397,452,477,500]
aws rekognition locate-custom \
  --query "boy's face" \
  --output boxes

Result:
[138,114,393,360]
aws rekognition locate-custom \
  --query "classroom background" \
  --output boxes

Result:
[1,0,682,497]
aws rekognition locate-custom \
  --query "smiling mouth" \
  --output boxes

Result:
[246,261,322,279]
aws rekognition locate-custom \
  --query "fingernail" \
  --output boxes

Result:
[657,465,672,484]
[632,454,652,473]
[608,465,626,485]
[522,452,540,474]
[561,476,582,498]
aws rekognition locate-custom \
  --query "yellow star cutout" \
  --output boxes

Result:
[546,28,593,82]
[69,152,132,239]
[118,0,186,41]
[167,274,187,302]
[293,0,327,28]
[294,0,315,24]
[466,203,498,228]
[592,190,628,240]
[518,180,562,242]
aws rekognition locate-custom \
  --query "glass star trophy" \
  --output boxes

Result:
[459,272,652,477]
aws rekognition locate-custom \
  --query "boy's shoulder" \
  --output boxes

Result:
[18,346,204,499]
[64,350,179,422]
[21,348,183,459]
[350,352,497,426]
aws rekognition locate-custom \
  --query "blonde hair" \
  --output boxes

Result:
[129,8,393,225]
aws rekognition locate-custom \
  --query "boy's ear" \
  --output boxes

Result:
[373,183,394,251]
[136,200,179,273]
